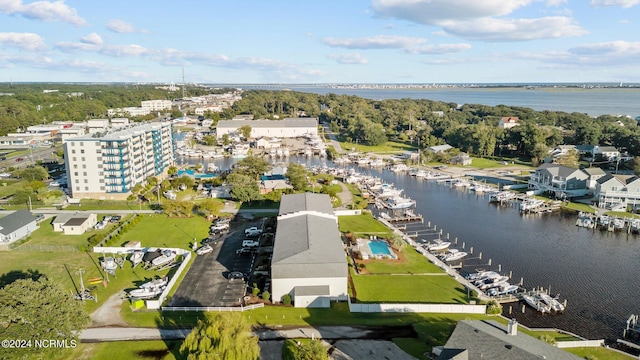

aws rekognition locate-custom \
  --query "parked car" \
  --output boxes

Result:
[242,240,259,248]
[15,157,24,162]
[228,271,244,280]
[211,222,230,231]
[236,248,256,256]
[109,215,121,223]
[196,244,213,255]
[244,227,263,237]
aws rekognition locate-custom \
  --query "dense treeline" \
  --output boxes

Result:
[227,90,640,160]
[2,85,639,160]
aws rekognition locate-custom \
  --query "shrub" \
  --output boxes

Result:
[252,283,260,296]
[282,294,292,305]
[538,334,557,346]
[262,291,271,302]
[486,300,502,315]
[358,263,366,269]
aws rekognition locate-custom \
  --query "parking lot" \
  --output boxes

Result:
[168,215,271,307]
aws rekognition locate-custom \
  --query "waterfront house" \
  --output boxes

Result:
[582,167,606,192]
[576,145,620,162]
[450,153,472,166]
[528,163,589,198]
[434,319,581,360]
[259,179,293,194]
[595,174,640,211]
[498,116,520,129]
[271,193,348,307]
[0,210,38,245]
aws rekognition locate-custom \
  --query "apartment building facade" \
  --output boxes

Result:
[64,122,175,200]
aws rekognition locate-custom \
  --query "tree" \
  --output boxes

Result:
[286,162,309,191]
[0,278,90,360]
[389,233,406,251]
[196,199,222,218]
[180,312,259,360]
[19,166,49,181]
[226,173,261,202]
[294,340,328,360]
[232,156,271,180]
[238,125,252,139]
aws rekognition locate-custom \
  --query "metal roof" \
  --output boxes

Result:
[217,118,317,129]
[278,193,334,217]
[0,210,37,235]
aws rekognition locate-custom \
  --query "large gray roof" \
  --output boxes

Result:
[537,163,582,179]
[217,118,317,129]
[278,193,334,216]
[0,210,37,235]
[272,214,347,279]
[438,320,581,360]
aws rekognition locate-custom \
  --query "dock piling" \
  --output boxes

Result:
[478,252,482,260]
[498,264,502,272]
[462,242,465,249]
[470,246,473,255]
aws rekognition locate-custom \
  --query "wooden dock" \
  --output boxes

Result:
[388,214,423,223]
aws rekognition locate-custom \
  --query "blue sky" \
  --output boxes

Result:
[1,0,639,83]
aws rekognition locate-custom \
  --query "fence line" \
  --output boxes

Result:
[556,340,605,348]
[12,244,81,252]
[162,303,265,312]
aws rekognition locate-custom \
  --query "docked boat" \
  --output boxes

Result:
[129,250,144,268]
[427,241,451,252]
[151,249,177,267]
[477,276,510,290]
[487,284,520,296]
[386,196,416,210]
[522,294,551,313]
[466,270,499,281]
[378,186,403,199]
[519,198,545,212]
[128,281,166,299]
[283,148,290,157]
[538,293,565,312]
[489,191,516,203]
[441,249,468,262]
[206,163,219,173]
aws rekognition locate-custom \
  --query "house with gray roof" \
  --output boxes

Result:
[0,210,38,245]
[595,174,640,211]
[52,213,97,235]
[271,193,348,307]
[528,163,589,198]
[434,319,581,360]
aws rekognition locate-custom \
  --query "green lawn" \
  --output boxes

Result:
[566,346,636,360]
[363,246,443,274]
[15,214,125,248]
[563,202,596,213]
[65,200,153,211]
[338,214,392,236]
[337,138,417,154]
[117,214,211,248]
[69,340,181,360]
[352,271,475,303]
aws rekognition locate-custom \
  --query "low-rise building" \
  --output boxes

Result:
[528,163,589,198]
[450,153,472,166]
[595,174,640,211]
[429,144,453,153]
[216,118,318,139]
[271,193,348,307]
[499,116,520,129]
[0,210,38,245]
[52,213,97,235]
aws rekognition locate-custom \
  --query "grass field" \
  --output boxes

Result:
[69,341,181,360]
[362,245,443,274]
[116,214,211,249]
[338,214,392,236]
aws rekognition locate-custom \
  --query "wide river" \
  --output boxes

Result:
[191,155,640,343]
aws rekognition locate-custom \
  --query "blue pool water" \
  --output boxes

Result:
[177,169,216,179]
[368,240,392,256]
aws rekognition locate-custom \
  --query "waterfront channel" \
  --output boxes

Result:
[188,154,640,343]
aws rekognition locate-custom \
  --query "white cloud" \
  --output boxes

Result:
[80,32,102,45]
[322,35,427,49]
[371,0,587,41]
[569,40,640,56]
[99,44,151,57]
[329,52,369,64]
[510,41,640,67]
[619,19,630,24]
[591,0,640,8]
[409,43,472,54]
[55,41,98,52]
[441,16,588,41]
[0,0,86,26]
[371,0,533,24]
[106,19,146,33]
[0,32,46,50]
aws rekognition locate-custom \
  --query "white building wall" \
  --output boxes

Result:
[271,276,347,304]
[142,100,172,111]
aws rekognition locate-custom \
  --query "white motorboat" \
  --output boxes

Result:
[129,250,144,267]
[522,294,551,313]
[490,191,516,202]
[487,284,519,296]
[283,148,290,157]
[427,241,451,251]
[386,196,415,209]
[441,249,468,262]
[128,278,168,299]
[101,257,117,272]
[519,198,545,212]
[538,293,565,312]
[466,270,498,281]
[152,249,177,267]
[206,163,218,173]
[477,276,510,290]
[378,186,403,199]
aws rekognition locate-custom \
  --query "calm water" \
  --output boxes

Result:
[190,155,640,342]
[235,84,640,118]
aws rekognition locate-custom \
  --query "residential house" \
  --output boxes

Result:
[581,167,606,192]
[434,319,581,360]
[498,117,520,129]
[528,163,589,198]
[0,210,38,245]
[595,174,640,211]
[260,179,293,194]
[450,153,472,166]
[429,144,453,153]
[271,193,348,307]
[575,145,620,162]
[544,145,577,163]
[52,213,97,235]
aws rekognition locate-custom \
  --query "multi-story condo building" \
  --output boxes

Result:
[64,122,175,200]
[141,100,173,112]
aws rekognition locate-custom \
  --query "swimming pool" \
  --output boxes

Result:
[368,240,393,256]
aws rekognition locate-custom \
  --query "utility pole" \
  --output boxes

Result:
[76,269,85,304]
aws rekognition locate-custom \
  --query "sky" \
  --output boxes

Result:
[1,0,640,84]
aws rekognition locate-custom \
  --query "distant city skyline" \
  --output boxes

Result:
[1,0,639,84]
